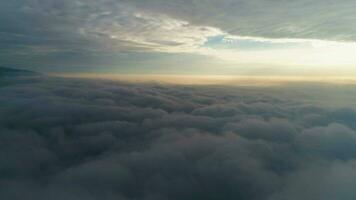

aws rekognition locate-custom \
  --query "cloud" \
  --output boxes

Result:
[296,123,356,160]
[1,74,356,199]
[271,160,356,200]
[223,118,297,142]
[2,0,356,71]
[128,0,356,41]
[0,0,222,56]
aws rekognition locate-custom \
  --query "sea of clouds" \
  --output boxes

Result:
[1,75,356,200]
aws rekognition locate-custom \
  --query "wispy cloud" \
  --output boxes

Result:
[1,0,356,74]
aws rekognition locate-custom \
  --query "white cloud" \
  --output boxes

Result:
[2,0,356,74]
[79,7,223,53]
[74,2,356,68]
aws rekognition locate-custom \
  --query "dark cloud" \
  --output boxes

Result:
[1,75,356,200]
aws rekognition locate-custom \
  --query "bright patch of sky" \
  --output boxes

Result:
[203,35,306,50]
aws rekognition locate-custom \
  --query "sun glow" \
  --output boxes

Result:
[197,35,356,68]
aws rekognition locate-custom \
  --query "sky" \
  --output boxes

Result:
[1,0,356,75]
[2,2,356,198]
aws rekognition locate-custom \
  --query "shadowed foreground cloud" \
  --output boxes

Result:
[1,75,356,200]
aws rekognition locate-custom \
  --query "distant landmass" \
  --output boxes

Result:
[0,67,39,77]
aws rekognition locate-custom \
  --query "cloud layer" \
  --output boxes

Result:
[1,75,356,199]
[2,0,356,71]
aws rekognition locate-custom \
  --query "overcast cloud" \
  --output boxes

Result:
[1,0,356,71]
[1,74,356,199]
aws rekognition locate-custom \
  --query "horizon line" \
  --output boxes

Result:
[50,73,356,86]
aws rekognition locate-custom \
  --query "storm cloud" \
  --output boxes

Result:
[1,74,356,200]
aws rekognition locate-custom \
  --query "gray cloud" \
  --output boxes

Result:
[1,74,356,199]
[128,0,356,41]
[1,0,356,69]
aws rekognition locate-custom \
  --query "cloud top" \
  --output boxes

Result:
[1,75,356,199]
